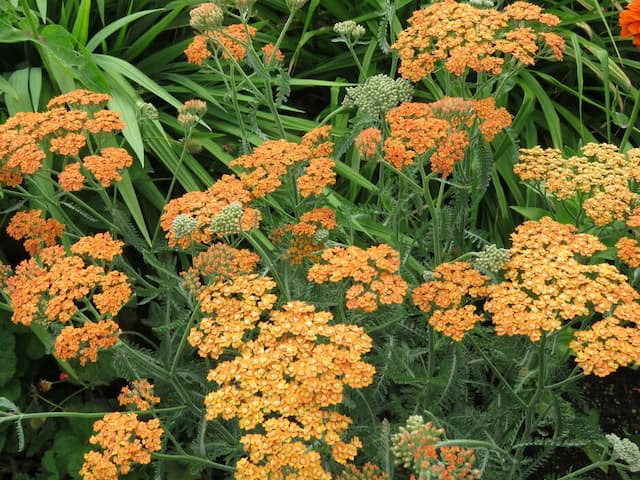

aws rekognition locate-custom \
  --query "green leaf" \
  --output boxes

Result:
[38,24,109,92]
[0,331,16,386]
[85,9,163,53]
[70,0,91,46]
[0,75,19,100]
[510,206,552,221]
[116,170,152,247]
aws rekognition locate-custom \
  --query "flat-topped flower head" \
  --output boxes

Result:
[393,0,564,82]
[515,143,640,226]
[7,209,64,256]
[343,74,414,119]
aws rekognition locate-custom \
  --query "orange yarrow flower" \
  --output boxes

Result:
[80,412,163,480]
[230,127,336,199]
[118,379,160,412]
[620,0,640,48]
[54,320,121,366]
[6,237,131,326]
[486,217,639,342]
[392,0,564,82]
[308,244,408,312]
[161,174,261,248]
[412,262,489,340]
[205,301,374,478]
[616,237,640,268]
[515,143,640,226]
[383,98,511,175]
[355,128,383,160]
[70,232,124,262]
[7,210,64,256]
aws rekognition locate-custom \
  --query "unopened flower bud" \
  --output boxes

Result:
[343,74,413,119]
[312,228,329,245]
[137,102,158,121]
[189,3,224,32]
[210,201,243,235]
[607,434,640,472]
[334,20,366,43]
[172,214,198,239]
[474,243,510,272]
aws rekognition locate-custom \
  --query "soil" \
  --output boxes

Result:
[539,368,640,479]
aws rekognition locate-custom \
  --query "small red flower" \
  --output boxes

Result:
[59,372,69,381]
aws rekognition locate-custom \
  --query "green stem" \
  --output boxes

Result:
[169,303,199,376]
[468,336,527,409]
[152,453,235,472]
[0,407,185,425]
[556,460,627,480]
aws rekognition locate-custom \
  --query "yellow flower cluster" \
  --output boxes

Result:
[383,97,511,175]
[485,217,639,342]
[0,89,130,190]
[80,412,163,480]
[308,244,408,312]
[515,143,640,225]
[205,301,375,478]
[412,262,489,340]
[393,0,564,82]
[160,174,261,248]
[118,379,160,412]
[570,303,640,377]
[188,273,278,359]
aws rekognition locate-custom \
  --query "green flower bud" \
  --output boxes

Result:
[136,102,158,122]
[189,3,224,32]
[333,20,366,42]
[211,201,243,235]
[312,228,329,245]
[342,74,414,119]
[474,243,510,272]
[172,214,198,239]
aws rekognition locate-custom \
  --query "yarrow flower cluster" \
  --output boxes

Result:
[118,379,160,412]
[5,217,130,366]
[474,243,511,273]
[515,143,640,225]
[383,97,511,175]
[392,0,565,82]
[355,128,383,160]
[412,262,489,341]
[308,244,408,312]
[485,217,631,341]
[53,320,121,366]
[606,433,640,472]
[342,74,414,119]
[0,89,131,190]
[334,20,366,43]
[336,463,389,480]
[7,209,64,256]
[270,207,337,264]
[160,174,260,248]
[185,23,258,64]
[391,415,481,479]
[230,126,336,199]
[205,301,375,479]
[80,412,163,480]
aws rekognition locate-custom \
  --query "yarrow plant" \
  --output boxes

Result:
[1,1,640,479]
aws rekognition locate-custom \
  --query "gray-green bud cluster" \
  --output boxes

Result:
[474,243,510,272]
[312,228,329,245]
[189,3,223,32]
[342,74,414,119]
[390,415,443,469]
[333,20,366,43]
[210,201,243,235]
[136,102,158,122]
[171,214,198,239]
[606,434,640,472]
